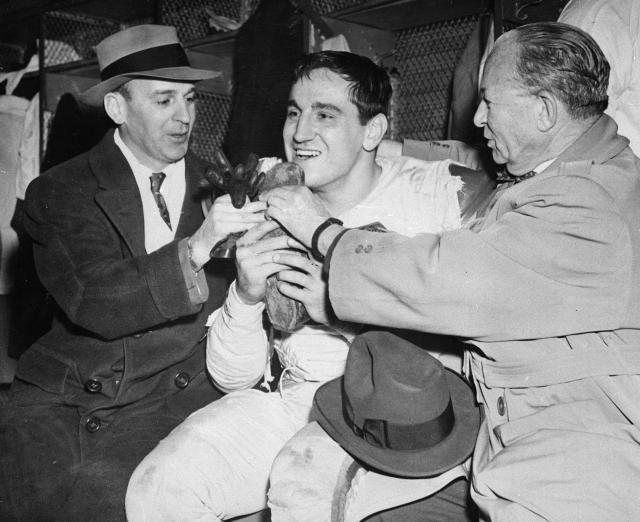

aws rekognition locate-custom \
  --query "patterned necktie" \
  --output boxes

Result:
[496,168,536,185]
[150,172,172,230]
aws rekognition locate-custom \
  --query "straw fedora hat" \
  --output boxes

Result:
[80,24,220,106]
[313,329,480,478]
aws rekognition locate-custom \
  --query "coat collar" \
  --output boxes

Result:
[90,129,209,256]
[552,114,629,169]
[497,115,629,195]
[487,114,631,225]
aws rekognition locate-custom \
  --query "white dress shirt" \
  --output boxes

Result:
[114,129,186,253]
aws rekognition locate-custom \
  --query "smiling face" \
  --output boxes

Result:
[282,68,372,196]
[114,79,196,171]
[473,43,544,175]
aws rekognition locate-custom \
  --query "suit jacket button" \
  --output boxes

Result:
[85,416,101,433]
[84,379,102,393]
[497,396,506,416]
[364,244,373,253]
[132,333,144,339]
[355,245,364,253]
[174,372,190,389]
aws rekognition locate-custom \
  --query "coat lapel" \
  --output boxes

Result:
[90,132,210,253]
[176,151,209,238]
[91,130,147,257]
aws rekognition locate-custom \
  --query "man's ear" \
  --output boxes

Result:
[536,91,557,132]
[104,92,127,125]
[363,113,388,152]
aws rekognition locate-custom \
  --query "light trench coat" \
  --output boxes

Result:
[325,115,640,521]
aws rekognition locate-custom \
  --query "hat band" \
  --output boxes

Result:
[346,399,455,451]
[100,43,190,81]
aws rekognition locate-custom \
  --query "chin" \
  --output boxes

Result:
[491,151,507,165]
[289,157,302,166]
[168,146,189,162]
[301,171,320,189]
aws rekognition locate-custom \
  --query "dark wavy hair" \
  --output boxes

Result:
[507,22,610,120]
[292,51,391,124]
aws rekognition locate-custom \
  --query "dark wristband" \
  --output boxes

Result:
[321,228,349,280]
[310,217,343,262]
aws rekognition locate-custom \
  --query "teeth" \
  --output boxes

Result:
[295,150,320,158]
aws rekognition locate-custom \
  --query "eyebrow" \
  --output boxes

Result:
[312,102,342,114]
[151,88,196,96]
[286,100,343,114]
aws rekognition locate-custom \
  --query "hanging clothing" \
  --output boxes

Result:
[16,93,39,200]
[9,93,46,359]
[447,12,493,146]
[0,85,29,294]
[41,92,114,172]
[559,0,640,156]
[223,0,305,165]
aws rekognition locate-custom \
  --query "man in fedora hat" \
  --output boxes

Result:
[0,24,265,520]
[262,22,640,520]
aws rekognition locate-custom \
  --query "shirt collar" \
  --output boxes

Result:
[496,158,557,184]
[113,128,183,179]
[534,158,555,174]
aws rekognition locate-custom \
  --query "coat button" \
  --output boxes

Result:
[85,416,102,433]
[174,372,190,389]
[364,244,373,253]
[132,333,144,339]
[497,396,506,416]
[355,245,364,253]
[84,379,102,393]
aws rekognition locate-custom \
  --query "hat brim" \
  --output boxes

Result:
[314,369,480,478]
[79,66,221,106]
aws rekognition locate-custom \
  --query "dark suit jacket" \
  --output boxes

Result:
[15,130,234,418]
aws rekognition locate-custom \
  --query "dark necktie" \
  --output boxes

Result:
[150,172,172,230]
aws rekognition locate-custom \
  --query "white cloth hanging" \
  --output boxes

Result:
[0,66,31,293]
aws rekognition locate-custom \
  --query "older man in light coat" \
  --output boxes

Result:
[262,22,640,521]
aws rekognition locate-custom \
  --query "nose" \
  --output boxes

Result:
[292,113,314,143]
[174,98,192,125]
[473,100,487,128]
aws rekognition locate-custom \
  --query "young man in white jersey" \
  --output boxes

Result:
[126,51,480,521]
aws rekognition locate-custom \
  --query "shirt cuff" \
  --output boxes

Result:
[178,237,209,305]
[225,280,266,317]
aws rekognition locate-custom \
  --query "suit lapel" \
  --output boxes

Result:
[91,130,147,257]
[176,151,209,238]
[91,133,209,253]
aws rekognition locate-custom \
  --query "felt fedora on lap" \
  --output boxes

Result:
[80,24,220,106]
[314,330,480,478]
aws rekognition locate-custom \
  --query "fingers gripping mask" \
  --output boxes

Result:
[201,152,310,331]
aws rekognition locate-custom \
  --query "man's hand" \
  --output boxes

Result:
[273,251,331,325]
[259,186,330,248]
[190,194,267,269]
[234,220,295,305]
